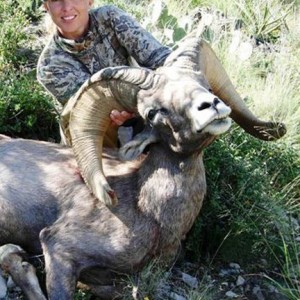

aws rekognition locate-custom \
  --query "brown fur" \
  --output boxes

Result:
[0,133,207,299]
[0,57,232,299]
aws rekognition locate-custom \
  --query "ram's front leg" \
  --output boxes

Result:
[0,244,46,300]
[40,228,77,300]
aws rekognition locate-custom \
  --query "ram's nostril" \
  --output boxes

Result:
[197,102,211,111]
[213,97,220,106]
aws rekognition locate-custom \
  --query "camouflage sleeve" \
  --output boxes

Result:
[100,5,171,69]
[37,42,90,105]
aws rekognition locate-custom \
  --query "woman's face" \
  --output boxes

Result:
[44,0,94,40]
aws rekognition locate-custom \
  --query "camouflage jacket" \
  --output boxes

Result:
[37,5,171,105]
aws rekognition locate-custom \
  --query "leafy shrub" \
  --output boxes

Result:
[0,1,29,69]
[9,0,44,21]
[140,0,189,46]
[0,0,59,141]
[185,126,300,266]
[94,0,145,20]
[233,0,293,43]
[0,70,59,141]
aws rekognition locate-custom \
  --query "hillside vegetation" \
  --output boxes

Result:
[0,0,299,299]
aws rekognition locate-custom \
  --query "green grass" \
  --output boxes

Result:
[187,1,300,297]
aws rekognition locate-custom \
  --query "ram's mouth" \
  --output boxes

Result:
[202,116,232,135]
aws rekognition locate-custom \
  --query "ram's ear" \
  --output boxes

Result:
[119,125,159,161]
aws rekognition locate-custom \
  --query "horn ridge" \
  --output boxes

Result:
[163,31,202,71]
[61,66,152,207]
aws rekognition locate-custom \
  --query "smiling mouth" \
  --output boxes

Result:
[62,15,76,21]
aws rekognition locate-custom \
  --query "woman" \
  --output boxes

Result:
[37,0,171,126]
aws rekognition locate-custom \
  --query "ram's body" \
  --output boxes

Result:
[0,130,207,299]
[0,133,205,262]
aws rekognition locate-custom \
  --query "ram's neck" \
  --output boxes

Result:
[137,145,206,256]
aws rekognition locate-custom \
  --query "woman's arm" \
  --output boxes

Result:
[37,42,91,105]
[100,5,171,69]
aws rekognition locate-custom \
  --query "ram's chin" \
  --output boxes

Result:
[203,118,232,136]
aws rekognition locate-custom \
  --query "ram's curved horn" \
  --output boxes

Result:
[164,32,286,141]
[61,66,154,207]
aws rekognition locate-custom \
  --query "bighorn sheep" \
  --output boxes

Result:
[0,31,285,299]
[60,31,286,207]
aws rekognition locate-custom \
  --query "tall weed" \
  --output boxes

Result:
[0,70,59,140]
[0,2,29,69]
[0,1,59,140]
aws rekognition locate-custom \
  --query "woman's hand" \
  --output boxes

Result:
[110,110,135,126]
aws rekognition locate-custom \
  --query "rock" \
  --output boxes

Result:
[181,272,198,289]
[219,269,230,277]
[236,275,246,286]
[219,263,241,277]
[225,290,239,298]
[169,292,186,300]
[221,281,229,289]
[229,263,241,270]
[252,285,265,300]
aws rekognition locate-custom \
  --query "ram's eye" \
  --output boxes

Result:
[147,109,157,121]
[160,107,169,115]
